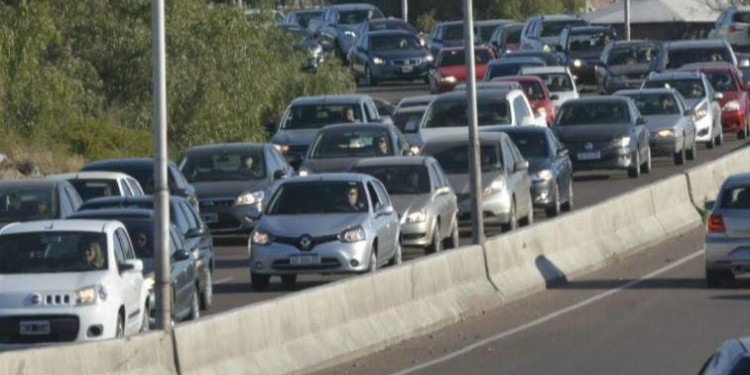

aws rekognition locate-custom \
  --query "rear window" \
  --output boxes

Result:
[665,47,732,70]
[607,44,658,66]
[566,30,615,52]
[443,24,465,41]
[705,72,738,92]
[556,102,630,125]
[721,185,750,209]
[70,179,121,202]
[643,79,705,99]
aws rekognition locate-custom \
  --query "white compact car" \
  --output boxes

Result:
[47,171,145,202]
[0,220,149,345]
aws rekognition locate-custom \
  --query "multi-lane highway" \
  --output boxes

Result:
[206,82,750,317]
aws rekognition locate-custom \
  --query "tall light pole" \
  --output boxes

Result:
[402,0,408,23]
[624,0,631,41]
[462,0,484,245]
[151,0,171,331]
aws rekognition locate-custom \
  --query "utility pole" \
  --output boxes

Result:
[624,0,631,41]
[462,0,484,245]
[151,0,171,331]
[402,0,408,23]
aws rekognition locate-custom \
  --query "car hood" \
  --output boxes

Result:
[271,129,321,147]
[685,98,706,110]
[301,157,369,173]
[527,158,552,173]
[643,114,681,131]
[439,64,487,81]
[0,271,108,296]
[192,180,269,199]
[608,63,650,77]
[446,172,502,195]
[389,194,432,217]
[554,124,632,144]
[375,49,428,60]
[259,213,368,237]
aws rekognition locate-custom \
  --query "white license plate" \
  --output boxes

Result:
[19,320,50,335]
[201,214,218,224]
[577,151,601,161]
[290,254,320,266]
[401,65,414,73]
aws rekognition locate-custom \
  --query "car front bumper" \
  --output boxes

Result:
[400,217,436,248]
[371,63,430,81]
[456,190,512,225]
[199,198,256,237]
[705,235,750,274]
[721,110,746,133]
[569,144,636,171]
[249,239,373,275]
[649,134,679,156]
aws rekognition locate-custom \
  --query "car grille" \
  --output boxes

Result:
[287,145,309,157]
[275,234,339,251]
[0,315,79,344]
[392,58,423,66]
[208,213,242,231]
[271,258,341,270]
[403,233,425,241]
[200,198,234,209]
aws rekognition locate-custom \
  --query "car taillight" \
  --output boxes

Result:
[708,215,726,233]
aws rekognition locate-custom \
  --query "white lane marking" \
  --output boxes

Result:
[213,277,234,285]
[388,249,704,375]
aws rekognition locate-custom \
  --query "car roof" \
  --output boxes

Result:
[494,126,549,135]
[367,30,418,38]
[367,18,409,25]
[352,156,432,168]
[47,171,134,181]
[520,66,568,74]
[567,25,612,33]
[423,132,506,149]
[282,173,372,184]
[539,14,584,22]
[648,71,703,80]
[394,105,429,114]
[288,9,322,15]
[610,39,659,47]
[83,158,177,170]
[562,96,630,105]
[723,173,750,188]
[290,95,369,105]
[614,88,677,96]
[83,195,188,207]
[437,88,514,100]
[328,3,379,11]
[493,75,545,84]
[663,39,728,49]
[475,19,514,26]
[0,179,60,189]
[0,219,114,235]
[737,337,750,353]
[488,56,545,66]
[678,62,736,72]
[69,208,155,220]
[185,142,266,155]
[439,45,492,53]
[399,95,435,105]
[320,122,392,132]
[436,21,464,27]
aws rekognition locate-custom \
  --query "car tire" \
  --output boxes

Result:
[687,137,698,161]
[501,199,517,233]
[140,304,150,333]
[368,248,378,274]
[520,201,534,227]
[115,312,125,338]
[641,147,652,174]
[190,286,200,321]
[673,143,686,165]
[739,114,749,139]
[706,269,734,288]
[443,215,460,249]
[545,184,561,217]
[707,134,716,149]
[251,273,270,291]
[281,275,297,285]
[388,238,403,266]
[561,179,574,212]
[628,148,641,178]
[200,270,213,311]
[365,65,378,87]
[427,223,443,254]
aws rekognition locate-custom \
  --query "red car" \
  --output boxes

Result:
[492,75,556,125]
[428,46,494,94]
[680,62,750,139]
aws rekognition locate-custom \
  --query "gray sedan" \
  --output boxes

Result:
[422,132,533,232]
[247,173,401,290]
[615,88,698,165]
[350,156,459,253]
[705,173,750,287]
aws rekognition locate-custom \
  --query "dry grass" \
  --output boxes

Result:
[0,135,84,179]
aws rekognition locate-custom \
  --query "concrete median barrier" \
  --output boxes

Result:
[0,331,177,375]
[174,245,499,375]
[686,147,750,208]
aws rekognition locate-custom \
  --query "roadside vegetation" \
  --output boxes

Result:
[0,0,354,175]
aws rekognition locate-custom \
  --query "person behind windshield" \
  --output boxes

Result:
[133,231,149,257]
[710,53,722,62]
[344,186,366,211]
[342,107,358,123]
[553,75,566,89]
[366,9,374,20]
[373,133,390,155]
[399,38,408,49]
[691,83,704,97]
[80,240,105,269]
[660,96,676,113]
[601,33,611,46]
[244,156,263,178]
[29,201,50,221]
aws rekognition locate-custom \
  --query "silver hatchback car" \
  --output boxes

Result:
[247,173,401,290]
[705,173,750,287]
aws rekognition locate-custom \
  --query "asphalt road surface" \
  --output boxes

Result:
[310,229,750,375]
[205,82,749,318]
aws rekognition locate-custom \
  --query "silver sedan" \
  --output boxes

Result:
[350,156,459,254]
[247,173,401,291]
[705,172,750,287]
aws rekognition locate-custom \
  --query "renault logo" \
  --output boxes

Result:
[30,293,42,305]
[584,142,594,150]
[299,235,312,250]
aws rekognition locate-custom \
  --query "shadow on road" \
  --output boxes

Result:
[215,258,247,269]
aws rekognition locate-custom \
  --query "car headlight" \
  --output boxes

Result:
[657,129,675,138]
[425,54,434,63]
[75,285,107,306]
[542,44,552,53]
[343,30,356,39]
[373,56,386,65]
[723,100,740,112]
[572,59,583,68]
[534,169,554,181]
[339,226,366,243]
[611,136,631,148]
[694,104,708,120]
[404,210,427,224]
[252,230,272,246]
[410,145,421,155]
[236,190,265,206]
[441,75,457,83]
[298,168,311,176]
[536,107,547,117]
[273,143,289,153]
[482,179,505,197]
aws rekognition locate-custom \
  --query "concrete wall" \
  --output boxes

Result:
[686,147,750,209]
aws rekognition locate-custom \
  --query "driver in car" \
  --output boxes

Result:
[345,186,366,212]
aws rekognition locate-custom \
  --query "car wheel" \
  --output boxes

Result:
[641,147,652,174]
[501,199,517,233]
[443,215,460,249]
[561,179,574,212]
[521,201,534,227]
[628,148,641,178]
[673,143,686,165]
[717,128,724,146]
[200,270,213,311]
[545,184,561,217]
[281,275,297,285]
[687,137,698,161]
[116,312,125,338]
[428,76,437,94]
[368,248,378,274]
[427,223,443,254]
[706,269,734,288]
[140,304,150,333]
[739,114,749,139]
[250,273,270,291]
[190,286,200,321]
[388,238,403,266]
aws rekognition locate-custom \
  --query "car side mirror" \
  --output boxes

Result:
[273,169,286,181]
[378,205,395,216]
[557,148,569,157]
[185,227,206,239]
[246,206,262,222]
[173,249,191,262]
[514,160,529,172]
[550,94,560,101]
[433,186,451,198]
[636,117,647,126]
[405,120,418,133]
[714,92,724,101]
[119,259,143,273]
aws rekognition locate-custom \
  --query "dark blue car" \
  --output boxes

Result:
[349,30,433,86]
[317,4,384,59]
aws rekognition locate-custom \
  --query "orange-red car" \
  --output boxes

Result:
[427,46,494,94]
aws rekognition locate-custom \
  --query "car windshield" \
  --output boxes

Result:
[393,108,425,133]
[567,30,615,51]
[339,9,383,25]
[506,26,522,44]
[180,148,266,182]
[607,44,658,65]
[119,220,155,259]
[531,72,574,92]
[424,98,511,127]
[665,48,732,69]
[721,185,750,209]
[353,166,430,195]
[443,24,464,41]
[70,180,121,202]
[705,72,738,92]
[519,81,545,100]
[370,34,421,51]
[0,232,107,274]
[0,188,54,222]
[556,102,630,125]
[644,79,705,99]
[267,181,369,214]
[370,21,413,32]
[478,24,500,42]
[487,61,543,80]
[281,103,363,130]
[310,128,393,158]
[540,20,587,37]
[428,145,502,174]
[294,11,322,27]
[440,49,493,66]
[625,93,681,115]
[505,132,550,159]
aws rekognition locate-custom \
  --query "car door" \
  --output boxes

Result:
[169,228,191,319]
[372,180,398,257]
[366,181,392,260]
[183,201,213,283]
[508,138,532,215]
[501,137,528,216]
[549,130,573,199]
[114,229,142,333]
[429,161,454,236]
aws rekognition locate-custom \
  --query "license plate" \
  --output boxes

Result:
[290,254,320,266]
[577,151,601,161]
[201,214,218,224]
[401,65,413,73]
[19,320,50,335]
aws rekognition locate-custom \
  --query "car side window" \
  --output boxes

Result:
[116,229,136,260]
[501,140,515,172]
[365,100,379,121]
[179,202,199,230]
[509,139,524,163]
[120,180,133,196]
[433,163,449,188]
[513,96,531,124]
[427,164,441,191]
[366,182,382,210]
[184,202,206,230]
[173,204,190,236]
[128,178,144,195]
[59,186,73,216]
[373,180,391,207]
[112,231,126,264]
[269,148,289,173]
[169,229,179,254]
